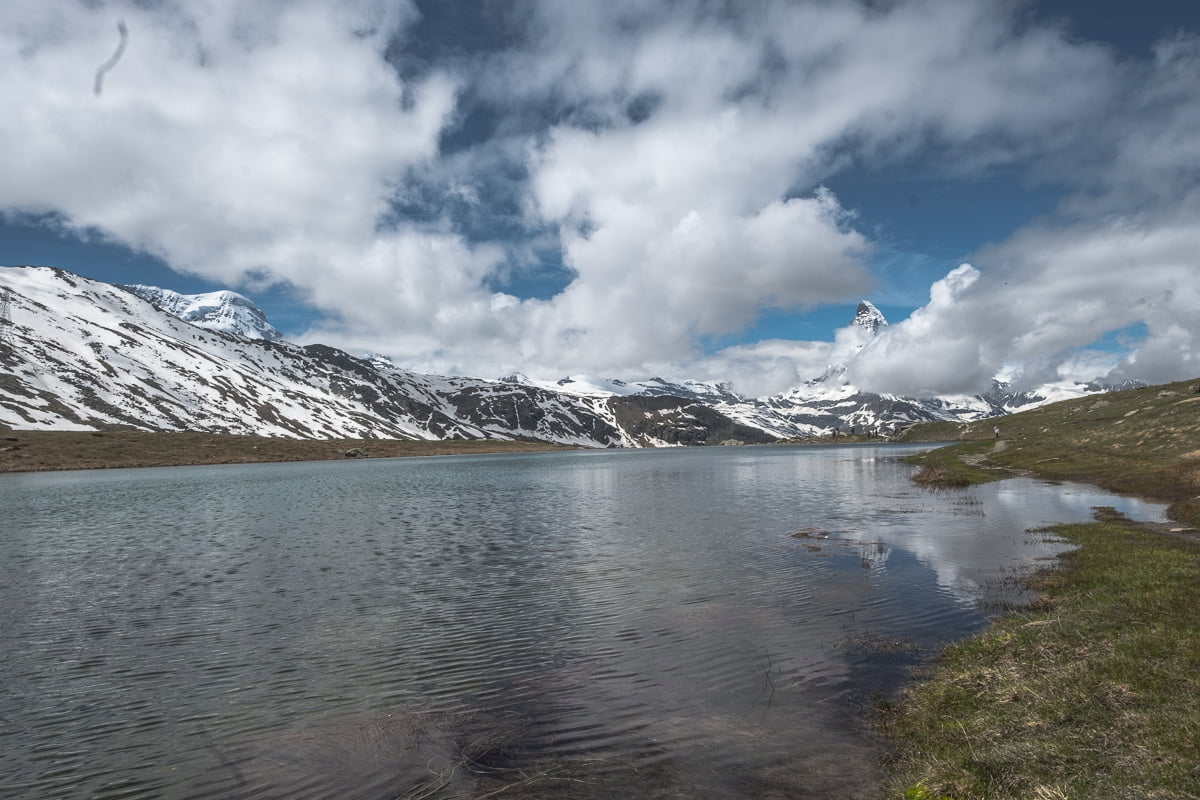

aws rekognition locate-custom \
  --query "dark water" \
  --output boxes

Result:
[0,444,1165,799]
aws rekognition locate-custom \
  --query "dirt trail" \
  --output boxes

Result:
[960,440,1020,472]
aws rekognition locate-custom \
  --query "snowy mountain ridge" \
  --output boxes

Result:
[124,284,282,341]
[0,266,1112,445]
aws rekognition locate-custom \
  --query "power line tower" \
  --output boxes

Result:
[0,286,10,351]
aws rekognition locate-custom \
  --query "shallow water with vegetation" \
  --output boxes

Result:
[0,444,1165,799]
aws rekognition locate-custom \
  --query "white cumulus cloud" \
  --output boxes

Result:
[1,0,1198,396]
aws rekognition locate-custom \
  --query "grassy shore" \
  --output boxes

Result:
[881,379,1200,799]
[897,378,1200,526]
[0,429,578,473]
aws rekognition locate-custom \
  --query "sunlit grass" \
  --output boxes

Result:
[883,378,1200,799]
[880,511,1200,799]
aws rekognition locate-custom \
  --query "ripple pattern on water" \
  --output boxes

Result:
[0,445,1165,798]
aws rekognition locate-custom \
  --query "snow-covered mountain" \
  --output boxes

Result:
[0,267,771,446]
[852,300,888,334]
[0,266,1111,445]
[124,285,282,340]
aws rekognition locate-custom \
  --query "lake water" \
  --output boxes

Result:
[0,444,1166,799]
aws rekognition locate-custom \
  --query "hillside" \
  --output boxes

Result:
[897,376,1200,525]
[883,389,1200,798]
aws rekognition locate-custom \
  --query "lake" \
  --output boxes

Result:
[0,444,1166,799]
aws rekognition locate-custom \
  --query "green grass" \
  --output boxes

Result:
[881,379,1200,798]
[894,378,1200,526]
[880,511,1200,799]
[907,441,1006,488]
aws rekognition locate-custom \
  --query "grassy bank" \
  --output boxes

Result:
[882,379,1200,798]
[0,429,577,473]
[897,378,1200,526]
[881,511,1200,799]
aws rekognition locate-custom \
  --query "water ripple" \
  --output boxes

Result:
[0,446,1165,798]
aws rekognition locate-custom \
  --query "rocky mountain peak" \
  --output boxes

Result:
[0,266,1116,444]
[853,300,888,334]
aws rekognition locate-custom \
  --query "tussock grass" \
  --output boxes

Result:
[880,510,1200,799]
[908,442,1004,488]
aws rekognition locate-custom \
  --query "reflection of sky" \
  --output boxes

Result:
[0,446,1173,797]
[849,471,1166,605]
[994,480,1166,523]
[547,445,1172,615]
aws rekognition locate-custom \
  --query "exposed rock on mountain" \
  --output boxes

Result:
[608,395,777,447]
[852,300,888,334]
[0,267,715,445]
[0,266,1115,446]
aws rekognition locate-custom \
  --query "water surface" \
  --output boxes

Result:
[0,444,1165,798]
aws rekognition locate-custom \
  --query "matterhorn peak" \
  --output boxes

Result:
[852,300,888,334]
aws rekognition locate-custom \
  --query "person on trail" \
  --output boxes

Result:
[994,426,1000,439]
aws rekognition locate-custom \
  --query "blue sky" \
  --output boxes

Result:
[2,1,1199,395]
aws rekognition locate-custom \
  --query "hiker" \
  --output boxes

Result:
[994,426,1000,439]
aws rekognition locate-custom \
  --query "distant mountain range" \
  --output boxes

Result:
[0,266,1128,446]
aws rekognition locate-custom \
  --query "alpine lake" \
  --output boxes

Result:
[0,443,1166,799]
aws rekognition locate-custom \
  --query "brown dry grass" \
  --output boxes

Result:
[0,430,579,473]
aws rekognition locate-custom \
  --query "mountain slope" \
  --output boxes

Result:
[1,268,460,438]
[0,266,1117,445]
[0,267,755,445]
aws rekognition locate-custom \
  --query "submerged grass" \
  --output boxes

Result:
[882,378,1200,799]
[880,510,1200,799]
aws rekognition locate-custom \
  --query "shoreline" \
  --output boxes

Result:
[880,510,1200,799]
[0,429,917,475]
[881,378,1200,798]
[0,429,581,474]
